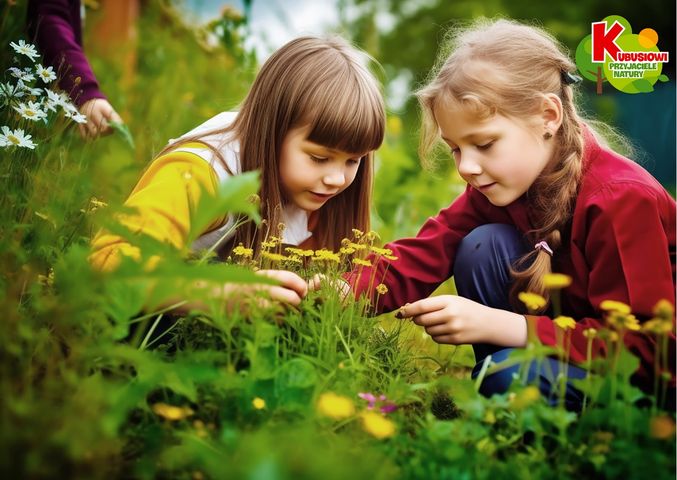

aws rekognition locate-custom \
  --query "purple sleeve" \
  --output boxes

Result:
[27,0,106,106]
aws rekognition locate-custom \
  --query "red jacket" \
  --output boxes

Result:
[352,129,675,393]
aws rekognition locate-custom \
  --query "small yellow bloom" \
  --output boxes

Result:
[151,403,194,421]
[252,397,266,410]
[352,258,372,267]
[277,222,286,233]
[338,361,345,369]
[233,243,253,258]
[653,299,675,319]
[370,246,393,256]
[285,247,314,257]
[317,392,355,420]
[554,315,576,330]
[642,319,673,335]
[312,249,340,263]
[351,229,364,238]
[261,251,288,262]
[518,292,547,311]
[510,386,541,410]
[542,273,572,289]
[649,415,676,439]
[600,300,631,315]
[583,328,597,339]
[348,242,367,251]
[361,411,396,439]
[340,247,356,255]
[376,283,388,295]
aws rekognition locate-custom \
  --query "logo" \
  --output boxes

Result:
[575,15,669,94]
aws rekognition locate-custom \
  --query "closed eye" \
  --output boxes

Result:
[477,141,494,151]
[310,154,329,163]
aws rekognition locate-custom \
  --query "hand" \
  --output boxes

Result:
[78,98,123,139]
[308,273,351,302]
[249,269,308,306]
[398,295,527,347]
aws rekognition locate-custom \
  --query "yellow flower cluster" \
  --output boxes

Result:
[316,392,355,420]
[542,273,572,289]
[376,283,388,295]
[353,258,372,267]
[261,251,288,263]
[233,243,253,258]
[518,292,547,311]
[285,247,314,257]
[312,249,340,263]
[554,315,576,330]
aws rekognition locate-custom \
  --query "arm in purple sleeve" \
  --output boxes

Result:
[27,0,106,107]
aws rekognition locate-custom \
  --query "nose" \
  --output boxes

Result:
[456,152,482,177]
[322,168,346,188]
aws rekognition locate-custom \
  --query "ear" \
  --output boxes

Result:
[540,93,563,135]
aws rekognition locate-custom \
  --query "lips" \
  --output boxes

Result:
[476,182,496,192]
[309,191,336,201]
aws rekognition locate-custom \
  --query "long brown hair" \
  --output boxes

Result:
[160,36,385,255]
[416,18,590,311]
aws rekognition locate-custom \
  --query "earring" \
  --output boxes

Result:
[543,131,553,140]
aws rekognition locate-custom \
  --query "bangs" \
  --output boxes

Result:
[302,71,385,156]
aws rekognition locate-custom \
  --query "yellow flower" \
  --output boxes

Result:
[518,292,547,311]
[642,319,673,335]
[510,386,541,410]
[261,251,288,262]
[653,299,675,319]
[317,392,355,420]
[312,249,340,263]
[233,243,253,258]
[370,246,393,256]
[351,229,364,238]
[252,397,266,410]
[361,411,396,439]
[340,247,356,255]
[554,315,576,330]
[376,283,388,295]
[286,255,302,264]
[583,328,597,339]
[542,273,572,289]
[649,415,676,439]
[606,311,640,331]
[600,300,631,314]
[151,403,194,421]
[285,247,314,257]
[277,222,286,233]
[348,242,367,251]
[352,258,372,267]
[338,361,345,369]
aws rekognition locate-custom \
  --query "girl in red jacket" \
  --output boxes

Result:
[332,19,675,410]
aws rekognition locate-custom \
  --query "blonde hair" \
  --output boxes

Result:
[417,18,594,311]
[161,36,385,256]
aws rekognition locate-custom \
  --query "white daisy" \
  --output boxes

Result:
[22,85,43,96]
[12,101,47,121]
[1,81,26,100]
[0,126,36,149]
[36,64,56,83]
[42,96,58,113]
[64,108,87,124]
[45,89,62,105]
[9,40,40,62]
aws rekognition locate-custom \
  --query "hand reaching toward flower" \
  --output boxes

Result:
[308,273,352,302]
[397,295,528,347]
[78,98,123,139]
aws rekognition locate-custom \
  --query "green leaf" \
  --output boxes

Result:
[109,121,135,150]
[631,79,654,93]
[658,74,669,82]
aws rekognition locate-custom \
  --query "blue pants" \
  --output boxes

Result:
[454,224,586,410]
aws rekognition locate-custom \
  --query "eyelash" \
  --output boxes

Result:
[450,142,494,156]
[310,155,361,166]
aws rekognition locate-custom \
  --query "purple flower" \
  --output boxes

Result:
[357,392,398,414]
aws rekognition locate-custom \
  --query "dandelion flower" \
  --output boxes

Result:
[36,64,56,83]
[554,315,576,330]
[0,126,36,149]
[352,258,372,267]
[376,283,388,295]
[10,40,40,61]
[316,392,355,420]
[151,402,194,421]
[13,101,47,121]
[518,292,547,311]
[542,273,572,289]
[252,397,266,410]
[361,411,396,439]
[600,300,631,314]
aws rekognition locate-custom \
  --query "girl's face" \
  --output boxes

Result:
[433,103,556,207]
[279,125,366,212]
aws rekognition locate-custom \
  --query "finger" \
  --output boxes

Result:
[308,273,325,292]
[262,285,303,306]
[78,123,88,139]
[411,310,447,327]
[400,296,448,318]
[260,270,308,298]
[425,323,450,336]
[431,334,458,345]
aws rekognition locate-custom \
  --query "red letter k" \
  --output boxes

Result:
[592,21,624,62]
